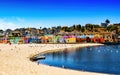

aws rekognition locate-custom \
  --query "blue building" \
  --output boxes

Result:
[101,23,107,28]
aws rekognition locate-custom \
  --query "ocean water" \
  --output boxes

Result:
[37,45,120,74]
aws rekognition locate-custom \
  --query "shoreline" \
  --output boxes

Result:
[30,43,104,57]
[0,43,106,75]
[30,43,103,61]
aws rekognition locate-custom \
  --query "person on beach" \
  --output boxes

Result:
[37,62,40,65]
[9,42,11,45]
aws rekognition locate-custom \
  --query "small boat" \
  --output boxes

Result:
[30,56,45,61]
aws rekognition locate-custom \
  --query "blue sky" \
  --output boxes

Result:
[0,0,120,30]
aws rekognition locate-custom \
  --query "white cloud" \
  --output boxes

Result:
[0,17,43,30]
[0,19,20,30]
[16,17,25,23]
[0,17,51,30]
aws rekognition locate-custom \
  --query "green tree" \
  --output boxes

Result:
[85,24,93,31]
[107,26,111,31]
[76,24,81,31]
[40,27,42,30]
[73,24,76,30]
[57,26,61,29]
[107,25,117,31]
[62,26,69,32]
[57,26,62,32]
[81,26,85,32]
[105,19,110,25]
[110,26,117,31]
[51,27,56,34]
[93,24,101,28]
[69,26,74,32]
[0,29,4,33]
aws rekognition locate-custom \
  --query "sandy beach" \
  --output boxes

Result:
[0,43,106,75]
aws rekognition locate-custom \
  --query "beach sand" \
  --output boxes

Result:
[0,43,106,75]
